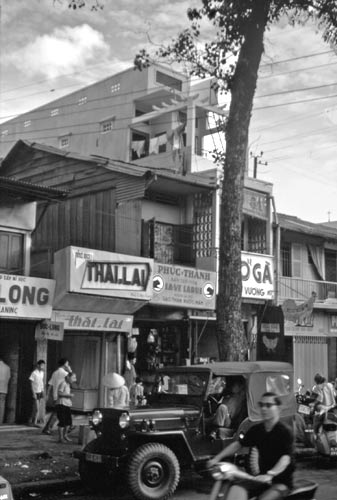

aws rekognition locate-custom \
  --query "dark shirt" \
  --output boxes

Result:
[239,421,295,488]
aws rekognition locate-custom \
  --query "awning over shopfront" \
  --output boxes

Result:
[53,292,146,315]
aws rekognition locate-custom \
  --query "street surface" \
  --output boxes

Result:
[16,458,337,500]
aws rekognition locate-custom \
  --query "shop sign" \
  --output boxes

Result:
[241,252,274,300]
[243,188,268,220]
[52,310,133,333]
[151,263,216,310]
[0,274,55,319]
[55,246,153,300]
[35,320,64,341]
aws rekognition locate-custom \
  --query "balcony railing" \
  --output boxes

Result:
[278,276,337,302]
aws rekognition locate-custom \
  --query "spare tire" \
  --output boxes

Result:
[127,442,180,500]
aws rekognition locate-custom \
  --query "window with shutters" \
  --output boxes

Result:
[325,250,337,282]
[0,231,24,274]
[292,243,303,278]
[281,242,291,277]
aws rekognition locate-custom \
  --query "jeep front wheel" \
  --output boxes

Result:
[127,443,180,500]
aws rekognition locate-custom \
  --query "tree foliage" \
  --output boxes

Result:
[135,0,337,361]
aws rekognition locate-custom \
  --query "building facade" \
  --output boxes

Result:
[0,176,66,423]
[276,213,337,390]
[0,63,276,413]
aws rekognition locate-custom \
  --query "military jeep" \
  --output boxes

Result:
[74,361,295,500]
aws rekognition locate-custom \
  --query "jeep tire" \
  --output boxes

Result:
[127,442,180,500]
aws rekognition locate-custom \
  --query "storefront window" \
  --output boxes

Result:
[62,334,100,390]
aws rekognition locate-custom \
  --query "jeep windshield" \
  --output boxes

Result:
[149,370,209,403]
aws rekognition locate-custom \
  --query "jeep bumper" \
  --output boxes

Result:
[74,449,127,468]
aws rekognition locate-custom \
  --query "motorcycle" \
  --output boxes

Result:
[314,405,337,457]
[295,379,316,448]
[208,462,317,500]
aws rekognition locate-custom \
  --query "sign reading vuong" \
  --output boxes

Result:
[241,252,274,300]
[0,274,55,319]
[151,263,216,310]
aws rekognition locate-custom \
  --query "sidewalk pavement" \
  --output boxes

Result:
[0,415,91,497]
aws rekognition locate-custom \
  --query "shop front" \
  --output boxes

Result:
[51,246,153,411]
[284,309,337,391]
[133,262,217,390]
[0,273,55,423]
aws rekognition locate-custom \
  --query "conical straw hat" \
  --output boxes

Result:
[102,372,125,389]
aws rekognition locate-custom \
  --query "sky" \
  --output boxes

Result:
[1,0,337,223]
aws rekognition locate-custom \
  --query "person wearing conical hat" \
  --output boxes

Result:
[103,372,129,408]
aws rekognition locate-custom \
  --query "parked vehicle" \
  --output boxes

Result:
[74,361,296,500]
[0,475,14,500]
[208,462,317,500]
[314,406,337,457]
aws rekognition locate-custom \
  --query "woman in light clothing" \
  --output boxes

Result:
[103,372,130,408]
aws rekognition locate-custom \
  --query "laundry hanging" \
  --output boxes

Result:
[131,140,145,158]
[149,137,160,155]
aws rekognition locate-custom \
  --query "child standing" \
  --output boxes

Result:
[56,372,77,443]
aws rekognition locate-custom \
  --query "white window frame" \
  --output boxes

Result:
[78,96,87,106]
[100,117,115,134]
[59,136,70,148]
[111,82,121,93]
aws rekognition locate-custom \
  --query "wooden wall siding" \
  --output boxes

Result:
[33,189,116,265]
[115,200,142,256]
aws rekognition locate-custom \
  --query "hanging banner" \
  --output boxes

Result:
[35,320,64,341]
[256,305,285,361]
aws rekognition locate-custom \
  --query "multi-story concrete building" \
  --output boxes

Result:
[0,63,276,412]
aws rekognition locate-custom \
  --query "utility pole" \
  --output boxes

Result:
[250,151,268,178]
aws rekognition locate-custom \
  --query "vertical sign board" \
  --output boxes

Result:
[256,305,285,361]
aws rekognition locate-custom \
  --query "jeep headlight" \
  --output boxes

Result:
[91,410,103,426]
[119,412,130,429]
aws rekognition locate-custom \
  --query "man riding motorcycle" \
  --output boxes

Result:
[207,392,295,500]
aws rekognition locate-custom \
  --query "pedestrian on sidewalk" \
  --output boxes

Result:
[42,358,71,435]
[29,359,46,427]
[0,356,11,424]
[56,372,77,443]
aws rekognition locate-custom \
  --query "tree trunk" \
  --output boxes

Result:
[216,1,269,361]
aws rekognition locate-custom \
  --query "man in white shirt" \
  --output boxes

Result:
[29,360,46,426]
[0,357,11,424]
[42,358,71,435]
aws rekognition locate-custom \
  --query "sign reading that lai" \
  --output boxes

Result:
[151,263,216,310]
[63,246,153,300]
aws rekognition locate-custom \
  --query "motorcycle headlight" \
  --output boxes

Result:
[119,412,130,429]
[91,410,103,426]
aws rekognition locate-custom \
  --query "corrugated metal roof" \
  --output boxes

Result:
[278,213,337,241]
[0,175,68,201]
